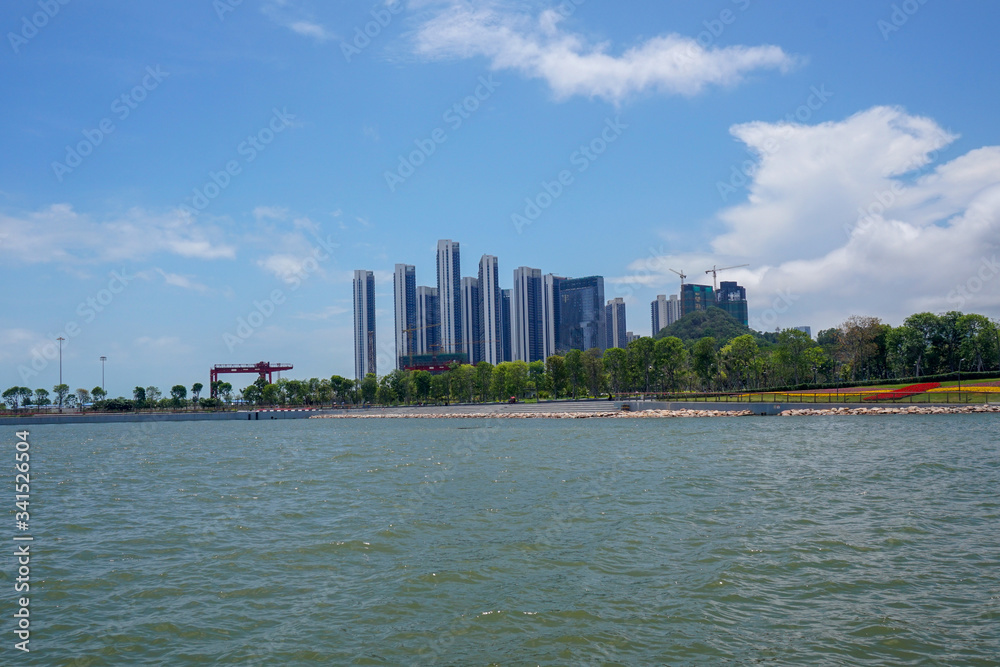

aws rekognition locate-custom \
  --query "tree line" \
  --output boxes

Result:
[4,310,997,411]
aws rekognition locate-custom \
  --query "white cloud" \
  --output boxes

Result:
[294,305,348,321]
[411,1,796,103]
[0,205,236,264]
[254,216,336,283]
[155,268,210,293]
[630,106,1000,330]
[263,2,334,41]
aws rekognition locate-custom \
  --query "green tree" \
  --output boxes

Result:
[506,361,529,399]
[776,329,813,384]
[75,388,91,409]
[475,362,493,402]
[359,373,378,405]
[654,336,686,392]
[490,363,510,401]
[837,316,883,381]
[34,388,50,407]
[53,383,70,409]
[626,337,656,392]
[603,347,629,395]
[958,313,999,372]
[581,348,606,397]
[146,386,162,405]
[242,383,261,405]
[545,355,567,399]
[412,371,432,403]
[720,334,759,389]
[692,337,717,389]
[430,374,450,403]
[170,384,188,408]
[564,349,585,398]
[528,360,547,399]
[803,346,832,384]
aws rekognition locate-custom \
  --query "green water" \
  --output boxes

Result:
[6,416,1000,665]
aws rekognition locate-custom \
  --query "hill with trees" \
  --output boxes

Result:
[654,307,771,347]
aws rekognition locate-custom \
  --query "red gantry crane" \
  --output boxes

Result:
[210,362,293,397]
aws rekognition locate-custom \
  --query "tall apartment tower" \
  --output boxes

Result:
[651,294,681,336]
[557,276,606,353]
[436,240,462,354]
[513,267,544,363]
[461,277,481,364]
[717,281,749,326]
[353,270,376,380]
[681,284,715,317]
[393,264,417,369]
[500,288,513,363]
[416,286,440,355]
[479,255,502,365]
[542,274,565,361]
[606,297,627,349]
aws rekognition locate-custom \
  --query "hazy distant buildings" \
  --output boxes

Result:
[793,326,813,338]
[416,286,439,355]
[513,267,544,363]
[393,264,416,370]
[479,255,502,365]
[353,270,376,379]
[626,331,640,345]
[436,240,462,355]
[681,283,715,317]
[716,281,749,326]
[557,276,606,353]
[542,274,566,361]
[651,294,681,336]
[606,297,627,349]
[461,277,481,364]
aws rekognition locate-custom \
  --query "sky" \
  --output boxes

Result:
[2,0,1000,396]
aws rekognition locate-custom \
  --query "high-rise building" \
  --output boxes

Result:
[393,264,417,369]
[479,255,502,365]
[436,240,462,354]
[681,283,715,317]
[500,288,513,363]
[792,326,812,338]
[513,267,544,362]
[626,331,640,345]
[416,286,440,355]
[542,274,566,361]
[557,276,606,353]
[606,297,627,349]
[461,277,480,364]
[353,270,376,380]
[716,281,749,326]
[651,294,681,336]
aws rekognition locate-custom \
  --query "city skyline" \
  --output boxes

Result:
[4,2,1000,392]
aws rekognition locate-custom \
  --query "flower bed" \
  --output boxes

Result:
[862,382,941,401]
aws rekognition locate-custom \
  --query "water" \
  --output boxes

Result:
[7,416,1000,665]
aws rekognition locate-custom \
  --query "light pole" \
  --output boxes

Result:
[57,336,65,410]
[959,357,965,403]
[100,356,107,392]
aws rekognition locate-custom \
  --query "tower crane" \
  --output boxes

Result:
[704,264,749,292]
[669,268,687,285]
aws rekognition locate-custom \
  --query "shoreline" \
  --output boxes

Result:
[312,405,1000,419]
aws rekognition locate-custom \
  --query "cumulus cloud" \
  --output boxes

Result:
[411,1,797,103]
[629,106,1000,329]
[263,2,334,41]
[0,205,236,264]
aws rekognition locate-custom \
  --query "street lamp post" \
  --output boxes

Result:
[57,336,65,410]
[959,358,965,404]
[100,356,107,392]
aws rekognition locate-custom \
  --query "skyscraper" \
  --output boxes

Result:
[436,240,462,354]
[606,297,626,349]
[513,267,544,363]
[393,264,417,369]
[461,277,480,364]
[500,288,513,363]
[416,286,439,355]
[716,281,749,326]
[542,274,565,361]
[479,255,502,365]
[557,276,606,353]
[651,294,681,336]
[681,284,714,317]
[353,270,376,380]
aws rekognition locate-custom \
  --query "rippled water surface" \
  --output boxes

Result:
[10,415,1000,665]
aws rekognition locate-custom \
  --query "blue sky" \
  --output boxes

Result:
[3,0,1000,395]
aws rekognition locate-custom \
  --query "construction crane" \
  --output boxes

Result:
[704,264,749,292]
[669,268,687,285]
[210,362,293,397]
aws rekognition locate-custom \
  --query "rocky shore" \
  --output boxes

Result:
[780,405,1000,416]
[312,409,756,419]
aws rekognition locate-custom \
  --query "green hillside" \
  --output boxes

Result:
[654,307,770,347]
